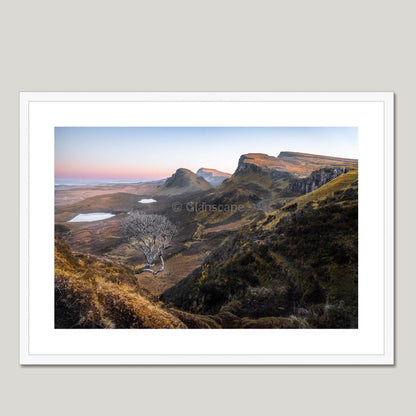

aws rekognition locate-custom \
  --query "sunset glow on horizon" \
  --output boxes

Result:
[55,127,358,183]
[55,161,170,181]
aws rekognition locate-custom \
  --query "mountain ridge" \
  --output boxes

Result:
[154,168,213,196]
[235,151,357,178]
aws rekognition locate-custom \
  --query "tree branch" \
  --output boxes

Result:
[121,213,176,277]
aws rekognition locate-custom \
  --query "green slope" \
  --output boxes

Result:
[161,169,358,328]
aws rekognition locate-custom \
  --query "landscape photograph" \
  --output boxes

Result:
[55,126,358,329]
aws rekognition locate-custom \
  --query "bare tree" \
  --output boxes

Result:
[121,212,177,276]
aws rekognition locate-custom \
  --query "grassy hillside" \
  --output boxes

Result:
[55,236,308,329]
[262,168,358,229]
[161,169,358,328]
[55,236,187,328]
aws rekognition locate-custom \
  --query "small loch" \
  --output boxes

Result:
[139,199,157,203]
[68,213,115,222]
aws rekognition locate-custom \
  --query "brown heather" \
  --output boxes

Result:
[55,237,186,329]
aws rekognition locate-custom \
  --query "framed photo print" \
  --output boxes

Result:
[20,92,394,365]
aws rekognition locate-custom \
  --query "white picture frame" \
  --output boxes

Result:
[20,92,394,365]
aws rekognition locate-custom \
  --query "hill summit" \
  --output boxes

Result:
[196,168,231,186]
[154,168,213,196]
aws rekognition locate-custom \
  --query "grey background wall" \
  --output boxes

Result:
[1,1,413,415]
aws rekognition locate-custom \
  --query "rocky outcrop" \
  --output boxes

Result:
[235,154,281,175]
[288,167,349,194]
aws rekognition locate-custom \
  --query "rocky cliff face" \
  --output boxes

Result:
[288,167,349,194]
[235,153,282,175]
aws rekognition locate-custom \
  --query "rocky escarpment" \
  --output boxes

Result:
[235,153,283,175]
[235,152,358,178]
[288,167,349,195]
